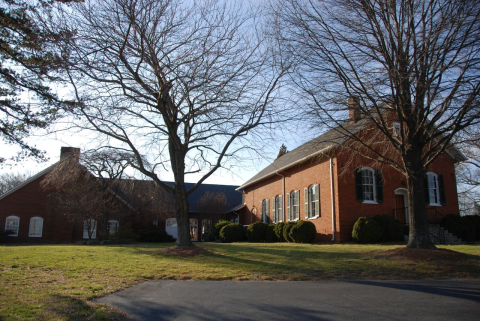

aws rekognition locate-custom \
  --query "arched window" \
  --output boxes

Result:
[287,190,300,221]
[83,219,97,239]
[29,217,43,237]
[426,172,445,205]
[304,184,320,219]
[355,168,383,203]
[107,220,119,235]
[5,216,20,237]
[261,199,270,223]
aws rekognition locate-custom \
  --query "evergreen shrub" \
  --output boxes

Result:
[274,222,286,242]
[290,220,317,243]
[283,222,296,242]
[219,223,244,243]
[137,230,176,242]
[352,217,383,243]
[373,215,403,242]
[265,224,278,242]
[246,221,267,242]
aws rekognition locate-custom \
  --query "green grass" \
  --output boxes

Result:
[1,243,479,320]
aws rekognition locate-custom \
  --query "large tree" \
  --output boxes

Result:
[273,0,480,248]
[0,0,74,162]
[62,0,287,247]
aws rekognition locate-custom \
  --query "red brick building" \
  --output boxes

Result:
[236,114,465,242]
[0,148,242,243]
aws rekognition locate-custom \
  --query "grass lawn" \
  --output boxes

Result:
[1,242,479,320]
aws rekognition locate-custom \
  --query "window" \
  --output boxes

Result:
[29,217,43,237]
[5,216,20,237]
[190,219,198,241]
[107,220,119,235]
[287,190,300,221]
[304,184,320,219]
[273,195,283,223]
[426,172,445,206]
[202,219,212,241]
[392,122,400,137]
[355,168,383,203]
[260,199,270,223]
[83,219,97,239]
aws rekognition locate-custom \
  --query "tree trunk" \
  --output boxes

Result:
[173,185,192,248]
[406,168,436,249]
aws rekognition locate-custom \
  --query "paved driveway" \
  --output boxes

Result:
[97,280,480,320]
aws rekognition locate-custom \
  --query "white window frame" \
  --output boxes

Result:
[107,220,119,235]
[290,190,300,221]
[5,216,20,237]
[427,172,441,206]
[83,219,97,239]
[29,217,43,237]
[275,195,283,223]
[361,167,377,204]
[306,184,320,219]
[261,199,269,223]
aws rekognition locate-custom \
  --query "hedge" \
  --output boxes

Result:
[246,221,267,242]
[373,215,403,242]
[219,223,245,243]
[289,220,317,243]
[265,224,278,242]
[274,222,286,242]
[283,222,296,243]
[352,217,383,243]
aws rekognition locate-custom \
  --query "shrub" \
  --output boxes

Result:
[352,217,383,243]
[373,215,403,242]
[219,223,244,243]
[86,240,100,245]
[0,230,11,243]
[282,222,296,242]
[274,222,286,242]
[213,220,231,240]
[111,227,139,242]
[137,230,176,242]
[290,220,317,243]
[246,221,267,242]
[264,224,278,242]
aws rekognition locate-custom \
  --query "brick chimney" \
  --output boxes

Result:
[348,96,361,123]
[60,147,80,161]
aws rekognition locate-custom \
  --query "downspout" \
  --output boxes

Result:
[330,157,336,241]
[275,171,286,222]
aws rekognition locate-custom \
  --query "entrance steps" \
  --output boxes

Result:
[429,224,465,245]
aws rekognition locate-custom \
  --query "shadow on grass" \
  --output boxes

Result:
[46,294,129,320]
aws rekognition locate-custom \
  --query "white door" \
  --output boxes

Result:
[165,218,178,239]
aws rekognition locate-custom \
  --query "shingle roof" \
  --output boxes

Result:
[237,117,466,190]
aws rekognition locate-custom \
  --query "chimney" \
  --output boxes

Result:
[348,96,361,123]
[60,147,80,161]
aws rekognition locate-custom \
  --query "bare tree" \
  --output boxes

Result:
[61,0,287,247]
[196,191,229,214]
[273,0,480,248]
[0,172,31,194]
[41,149,137,240]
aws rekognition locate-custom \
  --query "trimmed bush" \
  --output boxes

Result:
[0,230,11,243]
[219,223,244,243]
[213,220,231,240]
[283,222,296,242]
[265,224,278,242]
[111,227,139,241]
[352,217,383,243]
[462,215,480,240]
[373,215,403,242]
[137,230,176,242]
[246,221,267,242]
[290,220,317,243]
[274,222,286,242]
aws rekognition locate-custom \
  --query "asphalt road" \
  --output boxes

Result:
[96,280,480,320]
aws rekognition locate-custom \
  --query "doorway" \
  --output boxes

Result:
[394,188,409,225]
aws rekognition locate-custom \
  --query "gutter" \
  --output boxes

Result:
[330,157,336,242]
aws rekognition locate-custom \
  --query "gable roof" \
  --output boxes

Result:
[237,118,467,191]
